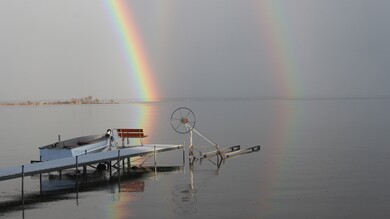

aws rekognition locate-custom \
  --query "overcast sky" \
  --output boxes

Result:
[1,0,390,101]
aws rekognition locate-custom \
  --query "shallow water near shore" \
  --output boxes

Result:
[0,99,389,218]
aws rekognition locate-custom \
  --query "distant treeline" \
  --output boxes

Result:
[0,96,118,106]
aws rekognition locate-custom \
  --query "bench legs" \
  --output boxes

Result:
[121,137,144,146]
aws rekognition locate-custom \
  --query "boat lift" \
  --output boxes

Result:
[170,107,260,163]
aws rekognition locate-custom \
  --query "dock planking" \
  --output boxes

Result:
[0,144,183,181]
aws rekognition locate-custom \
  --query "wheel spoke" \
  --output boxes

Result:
[171,117,182,121]
[171,120,180,127]
[184,111,191,119]
[175,122,183,131]
[179,109,184,118]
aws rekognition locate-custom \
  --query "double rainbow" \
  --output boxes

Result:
[101,1,300,217]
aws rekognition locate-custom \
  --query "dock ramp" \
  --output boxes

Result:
[0,144,182,181]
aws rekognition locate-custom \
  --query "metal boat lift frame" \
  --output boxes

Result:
[170,107,260,164]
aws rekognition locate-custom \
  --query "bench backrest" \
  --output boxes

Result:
[117,129,147,138]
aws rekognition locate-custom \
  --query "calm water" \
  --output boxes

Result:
[0,99,389,218]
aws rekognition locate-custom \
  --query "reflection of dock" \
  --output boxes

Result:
[0,144,183,181]
[0,165,183,214]
[40,166,183,193]
[0,144,183,212]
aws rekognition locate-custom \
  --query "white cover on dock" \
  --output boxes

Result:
[0,144,183,181]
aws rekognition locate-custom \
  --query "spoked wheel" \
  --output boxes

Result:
[170,107,196,134]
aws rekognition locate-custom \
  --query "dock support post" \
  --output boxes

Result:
[75,156,79,185]
[154,146,157,180]
[117,150,121,173]
[183,141,186,166]
[189,130,194,161]
[83,150,87,175]
[75,156,79,202]
[127,157,131,169]
[39,171,42,200]
[75,156,79,173]
[154,146,157,167]
[21,165,24,207]
[117,150,121,191]
[109,160,112,179]
[39,155,43,199]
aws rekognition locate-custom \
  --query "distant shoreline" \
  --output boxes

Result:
[3,95,390,107]
[0,96,118,107]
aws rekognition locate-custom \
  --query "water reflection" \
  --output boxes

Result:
[171,149,261,217]
[2,99,390,218]
[0,166,182,216]
[172,165,198,216]
[0,148,261,219]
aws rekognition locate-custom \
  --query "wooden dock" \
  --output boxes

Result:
[0,144,183,181]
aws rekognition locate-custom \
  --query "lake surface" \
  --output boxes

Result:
[0,99,389,218]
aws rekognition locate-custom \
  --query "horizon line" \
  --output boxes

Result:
[2,95,390,104]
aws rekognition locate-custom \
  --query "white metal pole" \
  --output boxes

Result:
[183,141,186,166]
[154,146,157,166]
[191,127,219,149]
[189,129,194,160]
[21,165,24,207]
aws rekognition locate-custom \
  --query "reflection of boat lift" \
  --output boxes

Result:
[170,108,261,216]
[170,107,261,165]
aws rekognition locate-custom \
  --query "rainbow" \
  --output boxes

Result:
[99,1,300,217]
[104,0,158,102]
[104,192,135,219]
[102,0,159,141]
[256,0,301,98]
[101,2,160,217]
[255,0,301,216]
[100,104,157,219]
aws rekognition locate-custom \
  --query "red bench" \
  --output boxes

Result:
[117,128,148,145]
